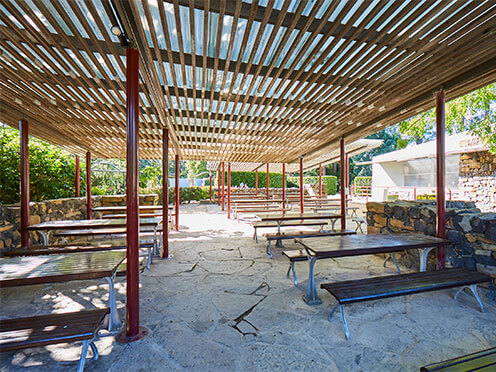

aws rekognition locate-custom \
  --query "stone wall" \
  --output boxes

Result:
[0,194,159,250]
[366,200,495,296]
[459,151,496,212]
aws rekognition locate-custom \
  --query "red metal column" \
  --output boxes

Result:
[162,127,169,258]
[227,163,231,218]
[75,155,80,197]
[209,172,212,201]
[175,154,179,231]
[319,164,322,196]
[20,119,30,248]
[221,162,225,211]
[340,138,346,231]
[255,170,258,195]
[116,47,148,343]
[217,171,221,205]
[282,163,286,209]
[436,90,446,269]
[266,163,269,200]
[299,158,304,214]
[86,151,92,220]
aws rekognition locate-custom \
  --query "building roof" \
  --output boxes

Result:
[372,132,488,163]
[1,1,495,160]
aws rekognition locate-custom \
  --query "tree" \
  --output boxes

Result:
[398,83,496,153]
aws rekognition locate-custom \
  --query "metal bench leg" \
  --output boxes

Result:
[40,231,50,246]
[331,219,336,231]
[77,340,90,372]
[303,256,322,305]
[275,239,284,248]
[253,228,258,243]
[104,274,121,331]
[339,305,350,340]
[454,284,485,313]
[147,247,152,270]
[328,303,338,322]
[266,241,272,258]
[286,262,298,286]
[419,247,435,272]
[391,253,400,274]
[89,340,99,361]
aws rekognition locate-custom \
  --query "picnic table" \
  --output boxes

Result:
[256,212,341,233]
[27,217,163,245]
[295,233,449,305]
[0,250,126,331]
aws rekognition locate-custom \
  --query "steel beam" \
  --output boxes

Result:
[75,155,80,197]
[221,162,225,211]
[20,119,29,247]
[255,170,258,195]
[436,90,446,269]
[340,138,346,231]
[227,163,231,219]
[319,164,322,196]
[175,154,179,231]
[300,158,304,214]
[162,127,169,258]
[266,163,270,200]
[86,151,92,220]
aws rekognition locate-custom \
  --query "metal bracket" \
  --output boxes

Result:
[454,284,485,313]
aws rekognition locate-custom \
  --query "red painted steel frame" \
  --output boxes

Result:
[436,90,446,269]
[175,154,179,231]
[345,155,349,188]
[255,170,258,195]
[119,47,147,342]
[85,151,92,220]
[75,155,80,197]
[299,158,304,214]
[217,171,221,205]
[319,164,322,196]
[340,138,346,231]
[20,119,29,247]
[221,162,225,211]
[162,127,169,258]
[209,172,212,201]
[266,163,269,200]
[227,163,231,218]
[282,163,286,209]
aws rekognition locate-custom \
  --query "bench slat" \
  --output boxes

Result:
[0,309,108,352]
[265,229,355,240]
[254,220,330,228]
[321,268,490,304]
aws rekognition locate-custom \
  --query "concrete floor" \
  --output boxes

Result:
[1,203,495,371]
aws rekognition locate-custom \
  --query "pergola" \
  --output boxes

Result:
[1,0,496,343]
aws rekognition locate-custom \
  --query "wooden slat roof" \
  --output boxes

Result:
[1,1,495,161]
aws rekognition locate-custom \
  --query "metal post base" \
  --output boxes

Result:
[454,284,485,313]
[286,262,298,286]
[303,256,322,305]
[419,247,435,272]
[104,274,121,331]
[383,253,400,274]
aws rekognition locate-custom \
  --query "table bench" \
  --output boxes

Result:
[253,220,331,243]
[420,347,496,371]
[320,268,490,340]
[265,229,356,258]
[313,206,359,217]
[0,308,109,371]
[351,217,366,233]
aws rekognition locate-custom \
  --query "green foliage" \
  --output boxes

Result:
[398,83,496,153]
[141,186,209,204]
[287,176,337,195]
[353,176,372,195]
[91,186,106,195]
[91,159,125,194]
[140,165,161,188]
[215,171,287,188]
[0,125,80,204]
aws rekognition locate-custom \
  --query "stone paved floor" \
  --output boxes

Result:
[1,203,495,371]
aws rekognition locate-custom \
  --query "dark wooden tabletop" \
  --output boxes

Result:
[92,205,172,212]
[27,217,162,231]
[256,212,340,221]
[0,250,126,288]
[296,233,449,258]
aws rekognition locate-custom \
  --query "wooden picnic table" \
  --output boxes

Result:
[295,233,449,305]
[92,205,170,212]
[27,217,162,245]
[256,212,341,232]
[0,250,126,331]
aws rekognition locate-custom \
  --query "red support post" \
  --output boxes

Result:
[162,127,169,258]
[299,158,304,214]
[282,163,286,209]
[255,170,258,195]
[75,155,80,197]
[266,163,269,200]
[217,170,221,205]
[116,47,148,343]
[20,119,30,248]
[319,164,323,196]
[436,90,446,269]
[221,162,225,211]
[340,138,346,231]
[227,163,231,218]
[175,154,179,231]
[209,172,212,201]
[86,151,92,220]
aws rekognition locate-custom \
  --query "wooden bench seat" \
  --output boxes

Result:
[0,309,109,371]
[252,220,330,242]
[265,229,356,258]
[420,347,496,371]
[320,268,490,340]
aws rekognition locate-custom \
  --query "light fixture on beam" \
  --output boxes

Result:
[111,25,122,37]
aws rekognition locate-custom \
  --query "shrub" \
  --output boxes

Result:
[353,176,372,195]
[287,176,337,195]
[140,186,210,204]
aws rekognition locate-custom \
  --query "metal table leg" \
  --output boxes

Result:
[77,340,90,372]
[39,231,50,246]
[339,305,350,340]
[454,284,485,313]
[419,247,435,272]
[104,274,121,331]
[286,261,297,287]
[303,256,322,305]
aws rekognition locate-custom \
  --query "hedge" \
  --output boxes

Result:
[211,171,297,188]
[140,186,210,204]
[353,176,372,194]
[287,176,337,195]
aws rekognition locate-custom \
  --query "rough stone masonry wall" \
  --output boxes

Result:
[458,151,496,212]
[366,200,496,298]
[0,194,159,250]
